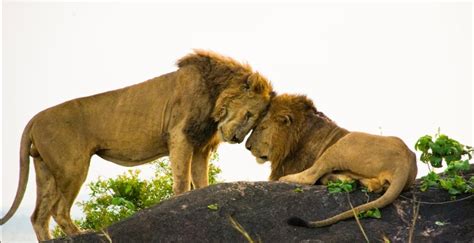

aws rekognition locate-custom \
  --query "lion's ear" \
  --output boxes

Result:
[295,96,318,115]
[278,115,293,126]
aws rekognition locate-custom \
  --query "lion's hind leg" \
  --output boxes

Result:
[52,197,82,236]
[320,172,355,185]
[359,178,385,193]
[321,172,385,193]
[52,188,83,236]
[31,157,60,241]
[34,139,91,238]
[50,156,90,237]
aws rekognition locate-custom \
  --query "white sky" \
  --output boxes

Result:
[1,2,472,242]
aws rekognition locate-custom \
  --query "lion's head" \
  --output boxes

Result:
[177,50,274,144]
[213,72,274,144]
[245,94,319,163]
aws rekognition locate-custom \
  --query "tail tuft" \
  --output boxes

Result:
[287,217,310,228]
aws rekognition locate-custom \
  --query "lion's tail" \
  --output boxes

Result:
[0,120,33,225]
[288,168,410,228]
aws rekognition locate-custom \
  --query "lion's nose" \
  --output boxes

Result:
[246,144,252,151]
[231,135,240,143]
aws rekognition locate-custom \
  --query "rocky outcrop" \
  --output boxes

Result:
[49,167,474,243]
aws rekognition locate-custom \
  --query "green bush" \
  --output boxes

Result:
[52,153,222,238]
[415,133,472,168]
[415,131,473,197]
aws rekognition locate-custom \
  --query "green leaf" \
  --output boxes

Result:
[327,180,356,194]
[125,184,132,194]
[207,203,219,211]
[420,153,431,164]
[429,156,442,168]
[420,172,440,191]
[439,178,452,190]
[328,187,342,194]
[435,221,448,226]
[415,135,432,153]
[449,160,470,172]
[293,187,303,193]
[111,197,123,206]
[447,187,461,195]
[358,208,381,219]
[438,175,469,196]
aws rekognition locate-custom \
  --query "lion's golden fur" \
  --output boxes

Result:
[246,94,347,180]
[246,94,417,227]
[1,50,273,241]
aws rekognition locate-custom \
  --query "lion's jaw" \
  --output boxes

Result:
[246,133,272,164]
[256,157,269,164]
[218,118,253,144]
[247,147,270,164]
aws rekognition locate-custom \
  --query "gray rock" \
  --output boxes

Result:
[48,167,474,243]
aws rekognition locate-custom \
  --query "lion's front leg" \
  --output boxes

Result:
[169,133,194,195]
[279,161,331,185]
[279,172,317,185]
[191,147,212,189]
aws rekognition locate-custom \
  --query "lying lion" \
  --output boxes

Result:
[246,94,417,228]
[1,50,274,241]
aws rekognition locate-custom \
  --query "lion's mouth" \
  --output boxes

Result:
[219,127,243,144]
[256,156,269,164]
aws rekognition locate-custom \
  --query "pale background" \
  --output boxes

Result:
[2,2,472,242]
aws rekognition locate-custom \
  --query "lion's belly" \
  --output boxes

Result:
[96,139,169,166]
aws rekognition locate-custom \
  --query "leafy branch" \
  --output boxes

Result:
[415,131,474,197]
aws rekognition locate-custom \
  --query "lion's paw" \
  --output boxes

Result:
[279,174,314,185]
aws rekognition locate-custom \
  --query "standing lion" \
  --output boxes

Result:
[1,50,273,241]
[246,94,417,228]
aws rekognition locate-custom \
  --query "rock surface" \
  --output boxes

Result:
[49,167,474,243]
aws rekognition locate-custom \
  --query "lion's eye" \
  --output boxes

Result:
[278,115,292,126]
